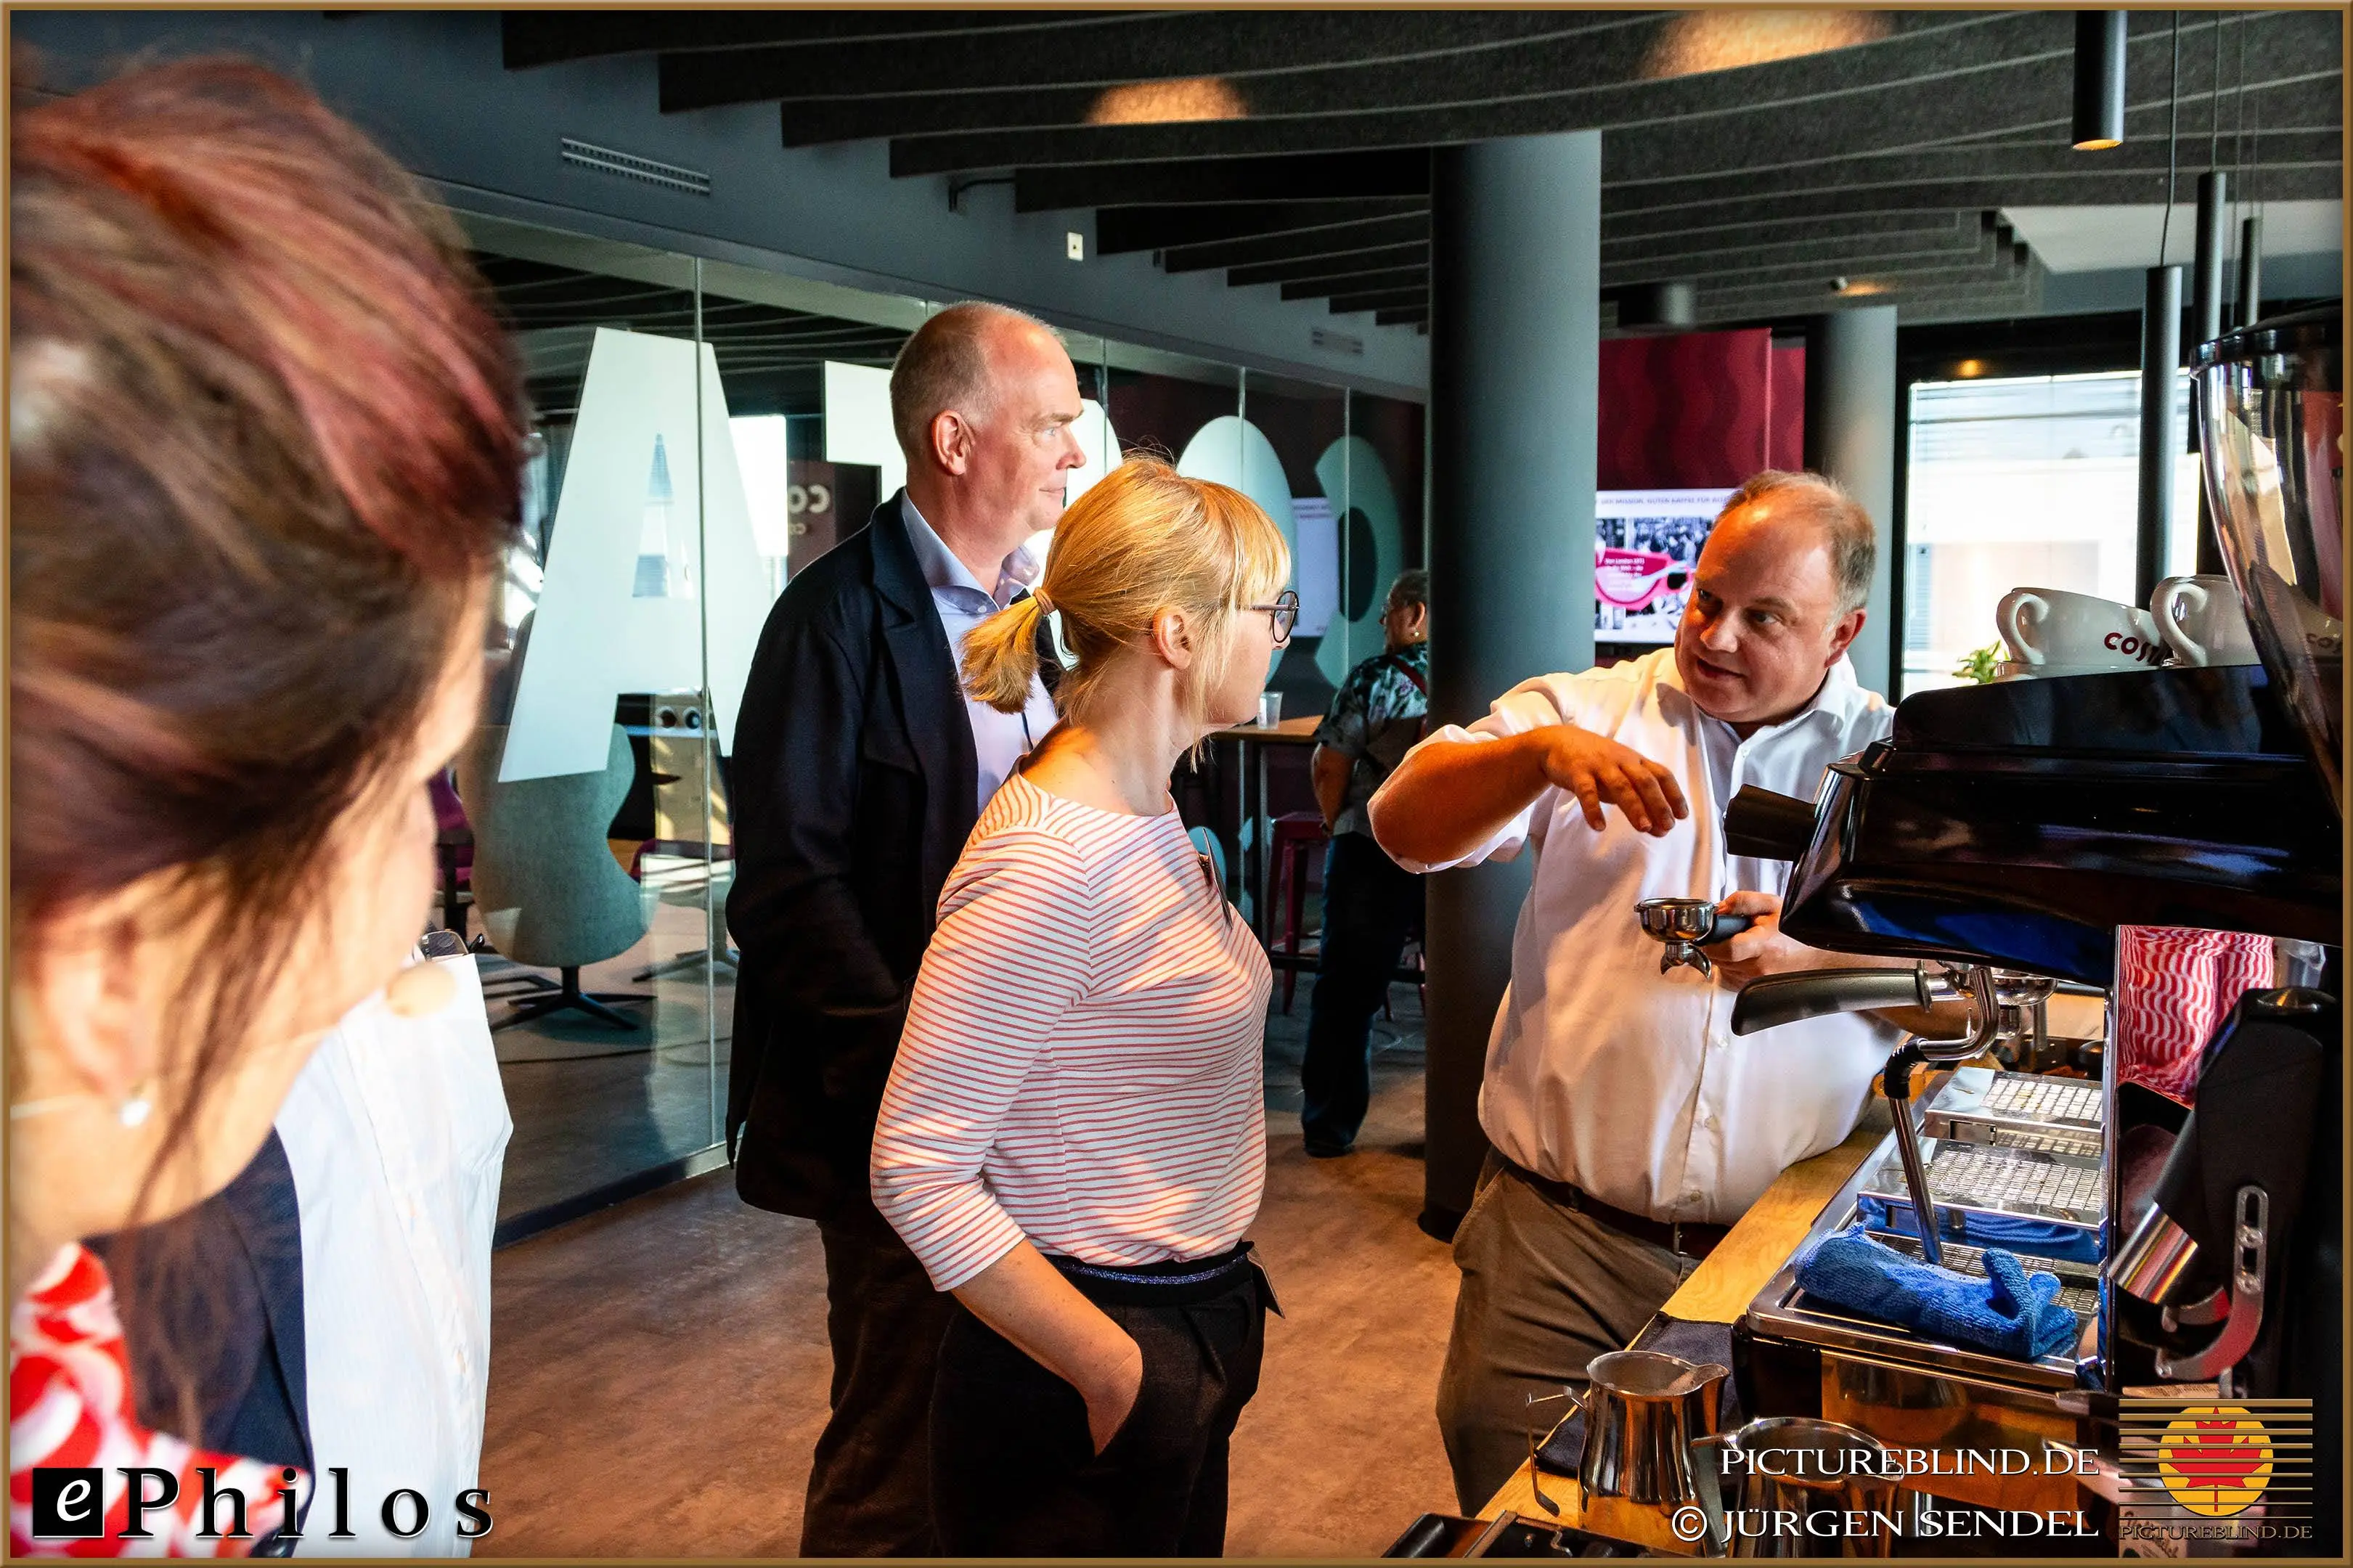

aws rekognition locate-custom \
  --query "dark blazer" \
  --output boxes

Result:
[97,1129,312,1482]
[726,495,980,1221]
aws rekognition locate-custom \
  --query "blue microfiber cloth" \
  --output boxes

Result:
[1795,1225,2080,1362]
[1855,1193,2104,1265]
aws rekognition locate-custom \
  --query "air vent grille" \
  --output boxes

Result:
[1311,328,1365,356]
[558,138,711,196]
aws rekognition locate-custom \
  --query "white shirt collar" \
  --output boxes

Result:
[1657,646,1871,744]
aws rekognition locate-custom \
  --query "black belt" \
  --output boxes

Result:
[1045,1241,1271,1309]
[1498,1156,1728,1261]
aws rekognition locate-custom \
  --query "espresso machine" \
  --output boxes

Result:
[1711,306,2341,1547]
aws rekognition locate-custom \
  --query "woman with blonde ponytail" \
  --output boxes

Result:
[871,457,1297,1555]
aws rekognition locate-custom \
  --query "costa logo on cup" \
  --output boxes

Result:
[1997,587,2169,673]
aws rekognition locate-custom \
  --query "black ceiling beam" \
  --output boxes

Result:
[1374,306,1430,327]
[775,12,1651,146]
[1605,140,2342,224]
[1599,197,1973,242]
[1016,151,1429,213]
[1601,27,2335,189]
[780,9,1663,144]
[1602,210,1971,261]
[665,10,1622,113]
[1279,267,1427,302]
[881,11,2014,176]
[1095,201,1424,256]
[1669,251,2026,297]
[886,14,2333,184]
[1700,272,2038,317]
[1602,216,1979,271]
[1329,287,1427,315]
[1162,213,1431,273]
[502,11,1129,70]
[1236,236,2018,306]
[1605,242,2005,291]
[1227,243,1427,287]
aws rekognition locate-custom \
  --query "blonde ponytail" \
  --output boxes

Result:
[961,591,1051,714]
[956,457,1289,731]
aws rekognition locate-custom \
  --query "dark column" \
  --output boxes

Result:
[1801,306,1899,695]
[1422,131,1601,1236]
[2138,265,2183,603]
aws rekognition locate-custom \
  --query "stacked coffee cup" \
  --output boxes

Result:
[1994,575,2259,679]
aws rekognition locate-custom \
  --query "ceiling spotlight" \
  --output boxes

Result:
[1828,277,1851,293]
[2071,12,2126,150]
[1085,77,1247,126]
[1955,359,1986,378]
[1642,10,1891,79]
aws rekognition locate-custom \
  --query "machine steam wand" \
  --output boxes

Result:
[1732,963,2004,1267]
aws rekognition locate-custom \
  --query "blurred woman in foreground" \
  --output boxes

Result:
[9,59,520,1554]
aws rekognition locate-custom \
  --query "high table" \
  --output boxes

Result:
[1206,714,1320,942]
[1471,1116,1891,1553]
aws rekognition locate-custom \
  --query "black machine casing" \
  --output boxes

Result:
[1764,666,2338,987]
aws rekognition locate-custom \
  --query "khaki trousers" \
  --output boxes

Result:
[1434,1153,1699,1511]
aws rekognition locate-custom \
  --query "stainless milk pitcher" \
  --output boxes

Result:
[1572,1349,1730,1543]
[1690,1416,1909,1558]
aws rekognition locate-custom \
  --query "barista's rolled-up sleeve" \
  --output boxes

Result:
[1371,674,1586,874]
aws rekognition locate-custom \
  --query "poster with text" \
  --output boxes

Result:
[1595,488,1732,644]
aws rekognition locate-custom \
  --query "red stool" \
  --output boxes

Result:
[1269,811,1328,1013]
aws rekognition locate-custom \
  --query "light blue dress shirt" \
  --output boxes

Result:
[901,494,1059,812]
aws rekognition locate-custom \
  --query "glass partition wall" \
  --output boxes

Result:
[455,213,1423,1236]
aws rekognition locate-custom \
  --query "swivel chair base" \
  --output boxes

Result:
[491,965,651,1032]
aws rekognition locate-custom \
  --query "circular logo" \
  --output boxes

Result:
[2157,1406,2273,1517]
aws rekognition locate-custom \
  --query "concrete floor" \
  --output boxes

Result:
[475,977,1463,1558]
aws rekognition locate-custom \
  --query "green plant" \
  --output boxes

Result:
[1952,643,2004,685]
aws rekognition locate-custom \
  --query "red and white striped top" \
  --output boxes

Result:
[873,772,1272,1292]
[10,1245,303,1557]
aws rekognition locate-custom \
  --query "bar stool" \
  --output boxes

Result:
[1269,811,1328,1012]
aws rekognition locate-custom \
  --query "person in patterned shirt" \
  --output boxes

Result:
[1302,571,1431,1157]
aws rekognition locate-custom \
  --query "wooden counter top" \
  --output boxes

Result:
[1210,714,1321,743]
[1656,1106,1890,1325]
[1474,1110,1892,1542]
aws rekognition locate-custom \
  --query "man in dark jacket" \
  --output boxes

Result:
[725,301,1085,1555]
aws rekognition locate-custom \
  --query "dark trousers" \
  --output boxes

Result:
[803,1215,957,1557]
[929,1252,1272,1556]
[1302,830,1424,1151]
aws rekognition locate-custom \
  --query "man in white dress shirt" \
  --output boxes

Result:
[1371,471,1946,1508]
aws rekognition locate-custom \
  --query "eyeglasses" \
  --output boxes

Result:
[1251,589,1300,647]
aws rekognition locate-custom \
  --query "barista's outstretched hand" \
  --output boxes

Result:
[1536,724,1689,836]
[1700,890,1823,987]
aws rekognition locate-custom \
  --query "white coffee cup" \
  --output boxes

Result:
[2152,574,2260,666]
[1996,586,2168,671]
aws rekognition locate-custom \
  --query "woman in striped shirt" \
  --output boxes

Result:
[871,457,1296,1556]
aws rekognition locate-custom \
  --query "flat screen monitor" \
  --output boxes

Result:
[1595,488,1732,645]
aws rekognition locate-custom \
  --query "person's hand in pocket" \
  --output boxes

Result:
[1084,1336,1145,1455]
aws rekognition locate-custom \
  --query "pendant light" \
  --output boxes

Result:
[2072,12,2128,149]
